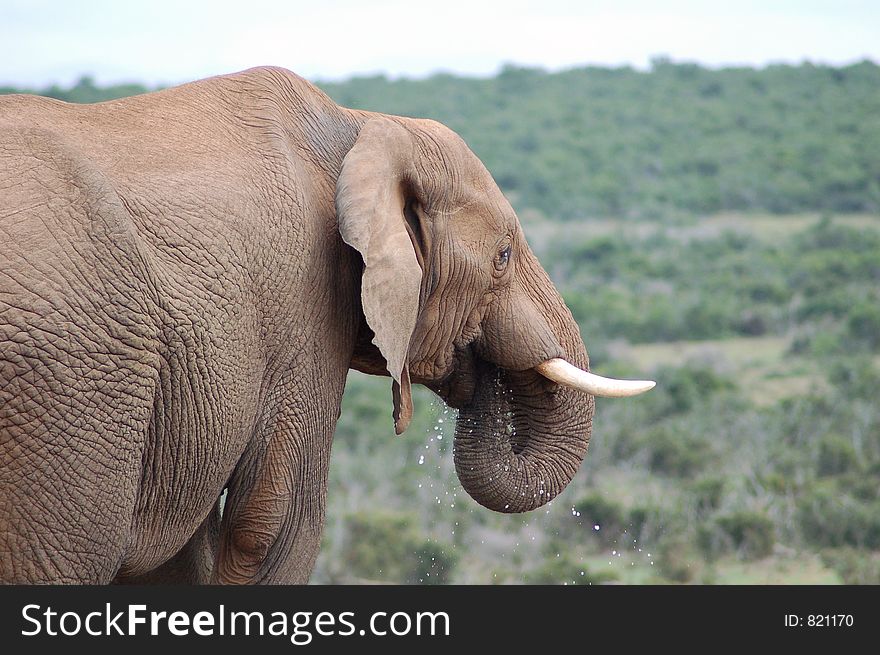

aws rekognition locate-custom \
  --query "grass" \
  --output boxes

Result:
[522,212,880,253]
[539,548,842,585]
[320,211,880,585]
[712,554,841,585]
[699,213,880,241]
[609,335,828,406]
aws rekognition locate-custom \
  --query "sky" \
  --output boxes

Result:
[2,0,878,87]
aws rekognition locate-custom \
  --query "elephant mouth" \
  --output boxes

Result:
[455,359,534,455]
[429,352,534,448]
[423,342,480,410]
[450,353,557,450]
[423,348,532,457]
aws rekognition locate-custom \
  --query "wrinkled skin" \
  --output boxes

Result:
[0,67,594,584]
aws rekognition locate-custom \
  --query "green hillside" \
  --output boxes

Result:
[6,59,880,218]
[321,60,880,219]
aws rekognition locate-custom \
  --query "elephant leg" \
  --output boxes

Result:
[213,406,335,584]
[113,501,222,584]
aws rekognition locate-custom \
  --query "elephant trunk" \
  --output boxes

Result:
[452,247,595,513]
[453,359,594,513]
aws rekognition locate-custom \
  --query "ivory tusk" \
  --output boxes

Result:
[535,358,656,398]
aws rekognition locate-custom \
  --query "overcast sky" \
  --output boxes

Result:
[2,0,878,87]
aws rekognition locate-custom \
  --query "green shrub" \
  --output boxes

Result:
[829,359,880,399]
[609,429,641,462]
[654,537,705,583]
[573,492,625,534]
[413,541,458,585]
[795,288,857,322]
[837,470,880,501]
[846,302,880,350]
[525,556,618,585]
[759,470,797,494]
[341,511,458,584]
[696,523,732,561]
[657,366,736,417]
[647,429,716,478]
[798,218,880,253]
[799,488,880,549]
[821,548,880,584]
[626,504,676,543]
[806,330,847,357]
[691,477,725,513]
[817,435,861,477]
[715,510,776,559]
[342,512,413,582]
[744,279,791,304]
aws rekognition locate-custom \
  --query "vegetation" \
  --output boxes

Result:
[5,61,879,584]
[321,58,880,219]
[1,75,149,104]
[6,59,879,219]
[319,216,880,584]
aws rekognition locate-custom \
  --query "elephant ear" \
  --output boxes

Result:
[336,118,422,435]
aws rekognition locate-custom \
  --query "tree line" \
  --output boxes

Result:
[4,58,879,219]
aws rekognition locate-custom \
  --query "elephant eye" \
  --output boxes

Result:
[495,245,512,272]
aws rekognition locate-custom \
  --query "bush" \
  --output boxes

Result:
[413,541,459,585]
[526,555,618,585]
[828,359,880,399]
[799,488,880,549]
[609,429,642,462]
[846,302,880,350]
[695,521,728,561]
[647,429,716,478]
[821,548,880,584]
[816,435,861,477]
[656,366,736,417]
[654,537,705,583]
[804,330,846,357]
[715,510,776,559]
[836,470,880,501]
[572,492,625,535]
[341,512,458,584]
[626,504,676,543]
[795,288,855,322]
[691,477,725,513]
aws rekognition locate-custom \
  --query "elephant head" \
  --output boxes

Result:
[337,116,654,513]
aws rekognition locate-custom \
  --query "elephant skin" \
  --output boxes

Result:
[0,67,597,584]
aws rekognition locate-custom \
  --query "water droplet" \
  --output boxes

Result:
[593,524,601,531]
[418,455,425,465]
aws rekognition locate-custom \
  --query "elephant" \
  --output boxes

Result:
[0,66,653,584]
